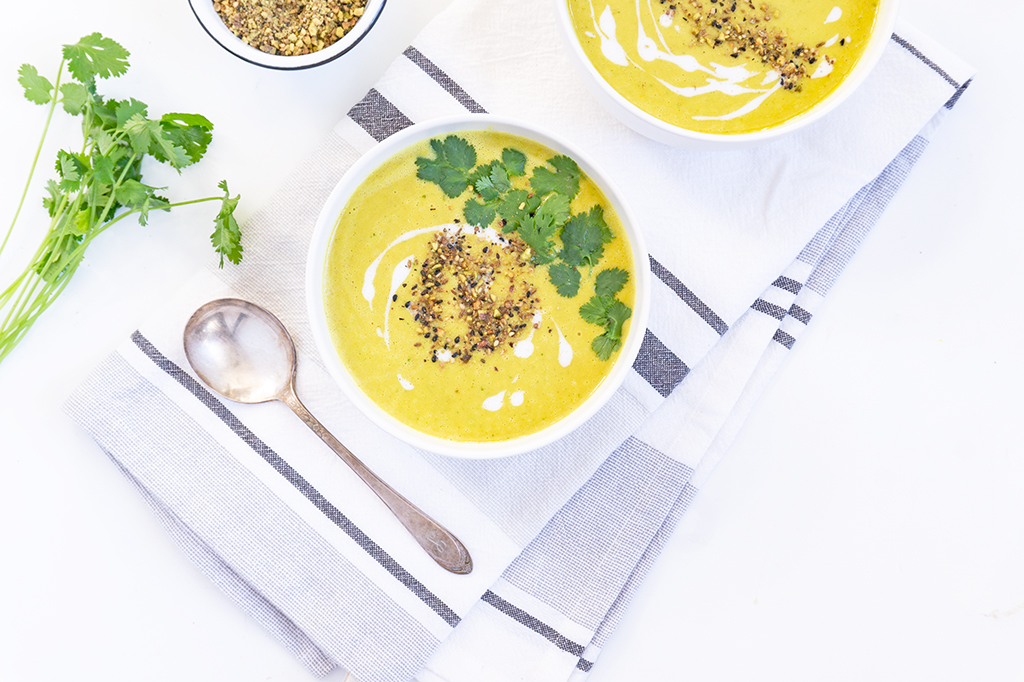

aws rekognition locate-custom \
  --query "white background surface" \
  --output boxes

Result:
[1,0,1021,680]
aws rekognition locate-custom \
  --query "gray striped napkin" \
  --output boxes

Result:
[64,0,973,680]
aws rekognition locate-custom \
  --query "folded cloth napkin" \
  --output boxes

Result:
[64,0,974,679]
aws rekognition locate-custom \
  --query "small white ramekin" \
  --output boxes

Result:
[189,0,386,70]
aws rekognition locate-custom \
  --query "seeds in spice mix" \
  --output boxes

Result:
[212,0,368,56]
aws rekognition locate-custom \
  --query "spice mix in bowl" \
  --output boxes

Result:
[306,116,650,458]
[556,0,900,148]
[190,0,385,69]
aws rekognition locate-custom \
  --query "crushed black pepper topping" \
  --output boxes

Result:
[666,0,841,90]
[406,229,540,365]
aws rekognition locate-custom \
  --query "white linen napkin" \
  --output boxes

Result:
[64,0,974,680]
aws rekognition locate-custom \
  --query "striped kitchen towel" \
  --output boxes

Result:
[64,0,973,680]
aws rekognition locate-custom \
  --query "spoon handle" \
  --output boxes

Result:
[280,389,473,575]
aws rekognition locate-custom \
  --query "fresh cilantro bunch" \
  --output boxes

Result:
[416,135,632,360]
[0,33,243,363]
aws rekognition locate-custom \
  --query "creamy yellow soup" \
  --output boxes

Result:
[567,0,880,134]
[323,130,636,443]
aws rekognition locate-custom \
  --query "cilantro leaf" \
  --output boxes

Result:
[591,334,620,361]
[549,262,581,297]
[63,33,130,82]
[115,98,149,128]
[497,189,540,232]
[18,65,53,105]
[530,155,580,199]
[122,114,188,169]
[438,135,476,170]
[463,198,496,227]
[501,148,527,176]
[604,300,632,340]
[59,82,89,114]
[42,180,62,217]
[517,212,558,265]
[92,128,118,156]
[211,180,243,267]
[560,206,609,268]
[158,113,213,165]
[580,291,632,361]
[113,177,159,208]
[416,136,477,198]
[55,150,85,192]
[594,267,629,297]
[114,179,170,226]
[469,160,512,202]
[579,295,612,325]
[91,152,116,185]
[534,192,571,231]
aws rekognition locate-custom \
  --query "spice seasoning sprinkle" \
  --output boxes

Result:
[405,230,540,366]
[663,0,840,90]
[213,0,368,57]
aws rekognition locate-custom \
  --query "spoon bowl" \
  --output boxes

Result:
[183,298,473,574]
[184,299,295,403]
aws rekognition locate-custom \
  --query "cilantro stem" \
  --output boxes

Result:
[0,60,65,259]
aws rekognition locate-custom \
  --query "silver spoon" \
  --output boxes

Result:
[182,297,473,575]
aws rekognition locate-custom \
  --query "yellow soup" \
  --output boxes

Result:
[567,0,880,134]
[323,130,636,443]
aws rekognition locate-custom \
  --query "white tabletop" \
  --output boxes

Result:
[1,0,1020,680]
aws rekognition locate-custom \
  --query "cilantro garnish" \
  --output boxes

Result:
[548,262,581,297]
[530,155,580,200]
[415,136,631,359]
[580,268,632,361]
[415,135,477,197]
[594,267,629,297]
[560,205,612,269]
[0,33,243,363]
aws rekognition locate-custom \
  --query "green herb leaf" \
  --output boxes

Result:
[62,33,130,82]
[18,65,53,104]
[122,114,189,169]
[604,300,632,339]
[58,82,89,114]
[463,198,496,227]
[41,180,62,217]
[211,180,243,267]
[470,161,512,202]
[579,295,612,325]
[534,192,571,231]
[114,178,167,226]
[115,98,148,128]
[158,113,213,166]
[548,262,581,297]
[517,212,559,265]
[501,148,527,176]
[497,189,539,232]
[579,291,632,361]
[530,155,580,199]
[560,206,609,268]
[55,150,85,192]
[591,334,620,361]
[416,135,477,198]
[594,267,629,297]
[438,135,476,170]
